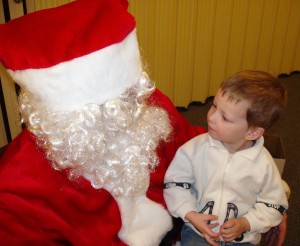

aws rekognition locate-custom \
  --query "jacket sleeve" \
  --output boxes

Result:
[163,145,199,221]
[244,155,288,233]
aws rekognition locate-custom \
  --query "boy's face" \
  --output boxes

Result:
[207,89,252,150]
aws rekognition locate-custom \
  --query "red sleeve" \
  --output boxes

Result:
[0,130,124,245]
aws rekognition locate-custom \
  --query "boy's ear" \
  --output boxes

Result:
[246,127,265,140]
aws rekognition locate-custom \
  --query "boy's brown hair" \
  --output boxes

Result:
[220,70,287,130]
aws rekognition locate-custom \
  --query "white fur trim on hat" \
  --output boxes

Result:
[8,30,142,112]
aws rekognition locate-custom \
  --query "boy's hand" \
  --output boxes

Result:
[220,217,250,242]
[185,211,220,246]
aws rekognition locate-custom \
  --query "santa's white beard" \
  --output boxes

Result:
[19,75,172,197]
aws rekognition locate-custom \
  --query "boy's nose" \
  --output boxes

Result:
[208,110,216,123]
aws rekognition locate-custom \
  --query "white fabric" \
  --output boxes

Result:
[116,195,172,246]
[164,133,288,244]
[8,30,141,111]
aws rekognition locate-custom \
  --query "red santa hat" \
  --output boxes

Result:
[0,0,142,111]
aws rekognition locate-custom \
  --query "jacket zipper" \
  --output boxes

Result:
[218,154,233,223]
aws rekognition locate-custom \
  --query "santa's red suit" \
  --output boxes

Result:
[0,89,206,245]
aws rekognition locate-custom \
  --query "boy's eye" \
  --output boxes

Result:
[222,115,228,121]
[222,115,232,122]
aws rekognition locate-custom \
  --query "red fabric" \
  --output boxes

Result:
[0,0,135,70]
[0,90,206,245]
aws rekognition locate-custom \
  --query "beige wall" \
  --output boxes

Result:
[0,0,24,146]
[0,0,6,146]
[129,0,300,107]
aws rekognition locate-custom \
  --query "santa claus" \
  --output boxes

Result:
[0,0,205,245]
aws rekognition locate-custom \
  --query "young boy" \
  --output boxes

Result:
[164,70,288,246]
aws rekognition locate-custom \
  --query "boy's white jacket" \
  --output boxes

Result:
[164,133,288,244]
